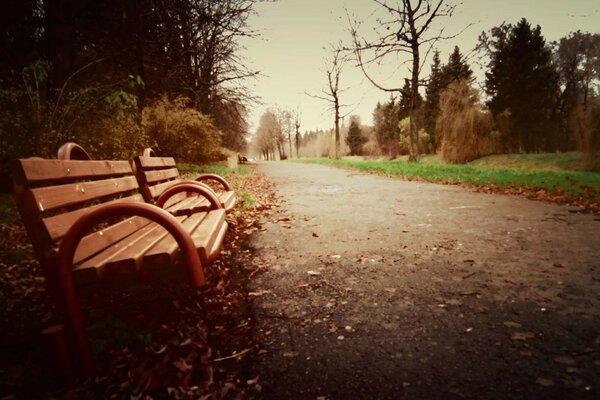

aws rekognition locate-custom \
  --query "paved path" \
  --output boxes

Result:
[247,161,599,400]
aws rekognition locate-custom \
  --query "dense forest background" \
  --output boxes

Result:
[0,0,258,190]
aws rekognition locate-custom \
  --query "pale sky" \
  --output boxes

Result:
[240,0,600,133]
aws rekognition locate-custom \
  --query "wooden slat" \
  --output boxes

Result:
[141,212,208,269]
[206,220,228,264]
[143,168,180,184]
[31,176,139,212]
[189,209,226,263]
[135,156,176,168]
[219,191,236,211]
[147,180,178,200]
[43,194,145,241]
[16,159,132,182]
[74,216,152,264]
[73,218,180,284]
[163,196,202,216]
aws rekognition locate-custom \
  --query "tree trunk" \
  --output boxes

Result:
[408,41,421,162]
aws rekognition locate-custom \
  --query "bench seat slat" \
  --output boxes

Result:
[141,212,208,268]
[190,209,227,264]
[73,217,179,284]
[74,216,151,264]
[219,191,236,211]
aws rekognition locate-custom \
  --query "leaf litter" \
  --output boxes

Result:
[0,166,278,399]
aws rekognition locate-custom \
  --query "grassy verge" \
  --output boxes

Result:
[300,157,600,207]
[177,162,252,178]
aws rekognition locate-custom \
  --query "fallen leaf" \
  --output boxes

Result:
[554,356,575,365]
[511,332,537,341]
[307,270,321,276]
[248,290,273,297]
[503,321,522,328]
[536,377,554,387]
[173,359,192,372]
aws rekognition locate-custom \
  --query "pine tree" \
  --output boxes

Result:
[424,50,444,149]
[345,115,367,155]
[483,19,559,152]
[373,97,401,157]
[441,46,473,84]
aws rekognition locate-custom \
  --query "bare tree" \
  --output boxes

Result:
[276,107,294,159]
[347,0,460,161]
[309,47,350,159]
[294,110,301,158]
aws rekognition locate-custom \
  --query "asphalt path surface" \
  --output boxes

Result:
[246,161,599,400]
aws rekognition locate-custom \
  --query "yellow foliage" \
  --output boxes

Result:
[436,80,500,163]
[142,96,224,162]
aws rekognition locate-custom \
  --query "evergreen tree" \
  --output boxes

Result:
[483,19,559,152]
[373,97,401,156]
[441,46,473,85]
[345,115,367,155]
[424,50,444,148]
[423,47,472,151]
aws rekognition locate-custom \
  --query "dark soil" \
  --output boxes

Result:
[246,161,600,400]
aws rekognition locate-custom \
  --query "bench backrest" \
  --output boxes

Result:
[11,158,147,281]
[133,155,186,207]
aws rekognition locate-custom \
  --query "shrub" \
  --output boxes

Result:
[436,80,500,163]
[142,96,223,162]
[398,117,433,155]
[569,98,600,171]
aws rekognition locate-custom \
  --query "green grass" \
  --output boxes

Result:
[178,162,256,212]
[299,156,600,203]
[177,162,252,177]
[470,152,583,171]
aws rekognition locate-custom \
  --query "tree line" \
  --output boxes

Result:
[253,14,598,170]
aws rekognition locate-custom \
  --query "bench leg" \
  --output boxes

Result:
[42,324,79,384]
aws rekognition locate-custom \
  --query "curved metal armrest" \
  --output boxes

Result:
[156,182,223,210]
[57,142,92,160]
[194,173,231,191]
[56,202,205,376]
[142,148,157,157]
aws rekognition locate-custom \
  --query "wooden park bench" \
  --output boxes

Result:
[11,143,228,379]
[134,148,236,216]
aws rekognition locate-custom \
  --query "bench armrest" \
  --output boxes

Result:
[56,202,205,375]
[156,182,223,210]
[57,142,92,160]
[194,173,232,191]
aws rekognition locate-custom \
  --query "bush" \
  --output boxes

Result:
[142,96,224,162]
[398,117,433,155]
[569,98,600,171]
[436,80,500,163]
